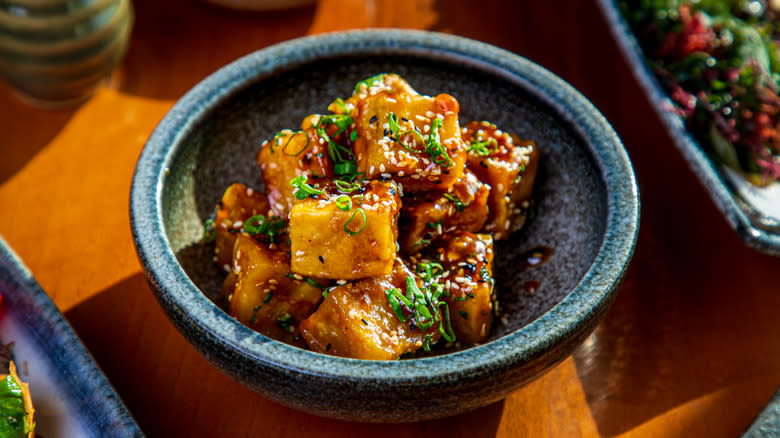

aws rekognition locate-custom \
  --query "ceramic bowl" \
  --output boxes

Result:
[596,0,780,255]
[130,29,639,422]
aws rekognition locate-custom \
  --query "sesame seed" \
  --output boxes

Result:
[454,276,470,283]
[232,221,243,229]
[337,279,347,285]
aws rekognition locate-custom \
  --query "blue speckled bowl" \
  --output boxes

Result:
[129,29,639,422]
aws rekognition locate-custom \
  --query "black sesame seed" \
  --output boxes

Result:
[326,343,332,351]
[318,255,325,263]
[370,115,377,124]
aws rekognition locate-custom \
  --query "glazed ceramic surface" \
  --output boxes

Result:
[130,29,639,422]
[596,0,780,255]
[0,235,143,437]
[0,0,133,107]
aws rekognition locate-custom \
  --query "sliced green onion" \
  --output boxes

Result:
[276,313,294,333]
[438,304,456,343]
[443,193,465,212]
[290,175,323,200]
[281,130,310,157]
[422,333,435,351]
[202,218,216,243]
[466,137,498,156]
[350,129,359,142]
[354,73,388,92]
[426,118,453,167]
[343,207,367,236]
[333,161,358,177]
[334,179,361,193]
[385,287,413,322]
[244,214,287,243]
[330,97,348,114]
[334,195,352,211]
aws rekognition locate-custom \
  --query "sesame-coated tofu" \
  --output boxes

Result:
[341,73,420,111]
[353,89,466,192]
[289,180,401,280]
[213,183,272,269]
[257,116,335,217]
[399,169,490,254]
[226,234,324,347]
[463,121,539,239]
[432,231,495,344]
[299,259,438,360]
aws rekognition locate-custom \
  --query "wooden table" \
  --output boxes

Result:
[1,0,778,436]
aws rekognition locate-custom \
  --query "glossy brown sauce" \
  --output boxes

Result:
[517,246,552,296]
[518,246,553,268]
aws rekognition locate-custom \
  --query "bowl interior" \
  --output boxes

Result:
[162,52,608,347]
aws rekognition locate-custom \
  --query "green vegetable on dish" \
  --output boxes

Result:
[0,362,34,438]
[621,0,780,185]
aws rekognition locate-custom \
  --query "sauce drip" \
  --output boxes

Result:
[523,280,540,295]
[518,246,553,268]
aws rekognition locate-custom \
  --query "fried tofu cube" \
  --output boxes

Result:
[435,231,495,344]
[353,88,466,192]
[341,73,420,110]
[399,169,490,253]
[226,234,324,347]
[214,183,272,269]
[257,117,334,217]
[299,260,438,360]
[289,180,401,280]
[463,121,539,239]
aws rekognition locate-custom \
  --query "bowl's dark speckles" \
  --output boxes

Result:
[130,30,639,422]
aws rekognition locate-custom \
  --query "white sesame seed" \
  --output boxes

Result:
[232,221,243,229]
[454,276,470,283]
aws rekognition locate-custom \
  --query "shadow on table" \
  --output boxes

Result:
[112,0,317,101]
[0,83,76,184]
[66,272,506,437]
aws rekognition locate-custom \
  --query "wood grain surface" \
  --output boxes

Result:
[1,0,778,436]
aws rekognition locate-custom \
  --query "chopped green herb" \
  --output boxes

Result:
[334,195,352,211]
[280,130,310,157]
[354,73,388,92]
[0,363,34,438]
[276,313,294,333]
[244,214,287,243]
[290,175,324,200]
[343,207,367,236]
[334,179,361,193]
[443,193,465,212]
[202,218,216,243]
[425,218,444,229]
[466,137,498,156]
[458,310,469,319]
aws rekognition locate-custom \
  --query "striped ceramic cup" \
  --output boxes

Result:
[0,0,133,107]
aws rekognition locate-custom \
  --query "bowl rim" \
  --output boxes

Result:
[130,29,639,384]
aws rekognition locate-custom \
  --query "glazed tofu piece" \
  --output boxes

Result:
[226,234,324,347]
[289,180,401,280]
[352,87,467,192]
[432,231,495,344]
[299,260,439,360]
[463,121,539,239]
[399,169,490,253]
[213,183,272,269]
[257,116,335,217]
[343,73,420,109]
